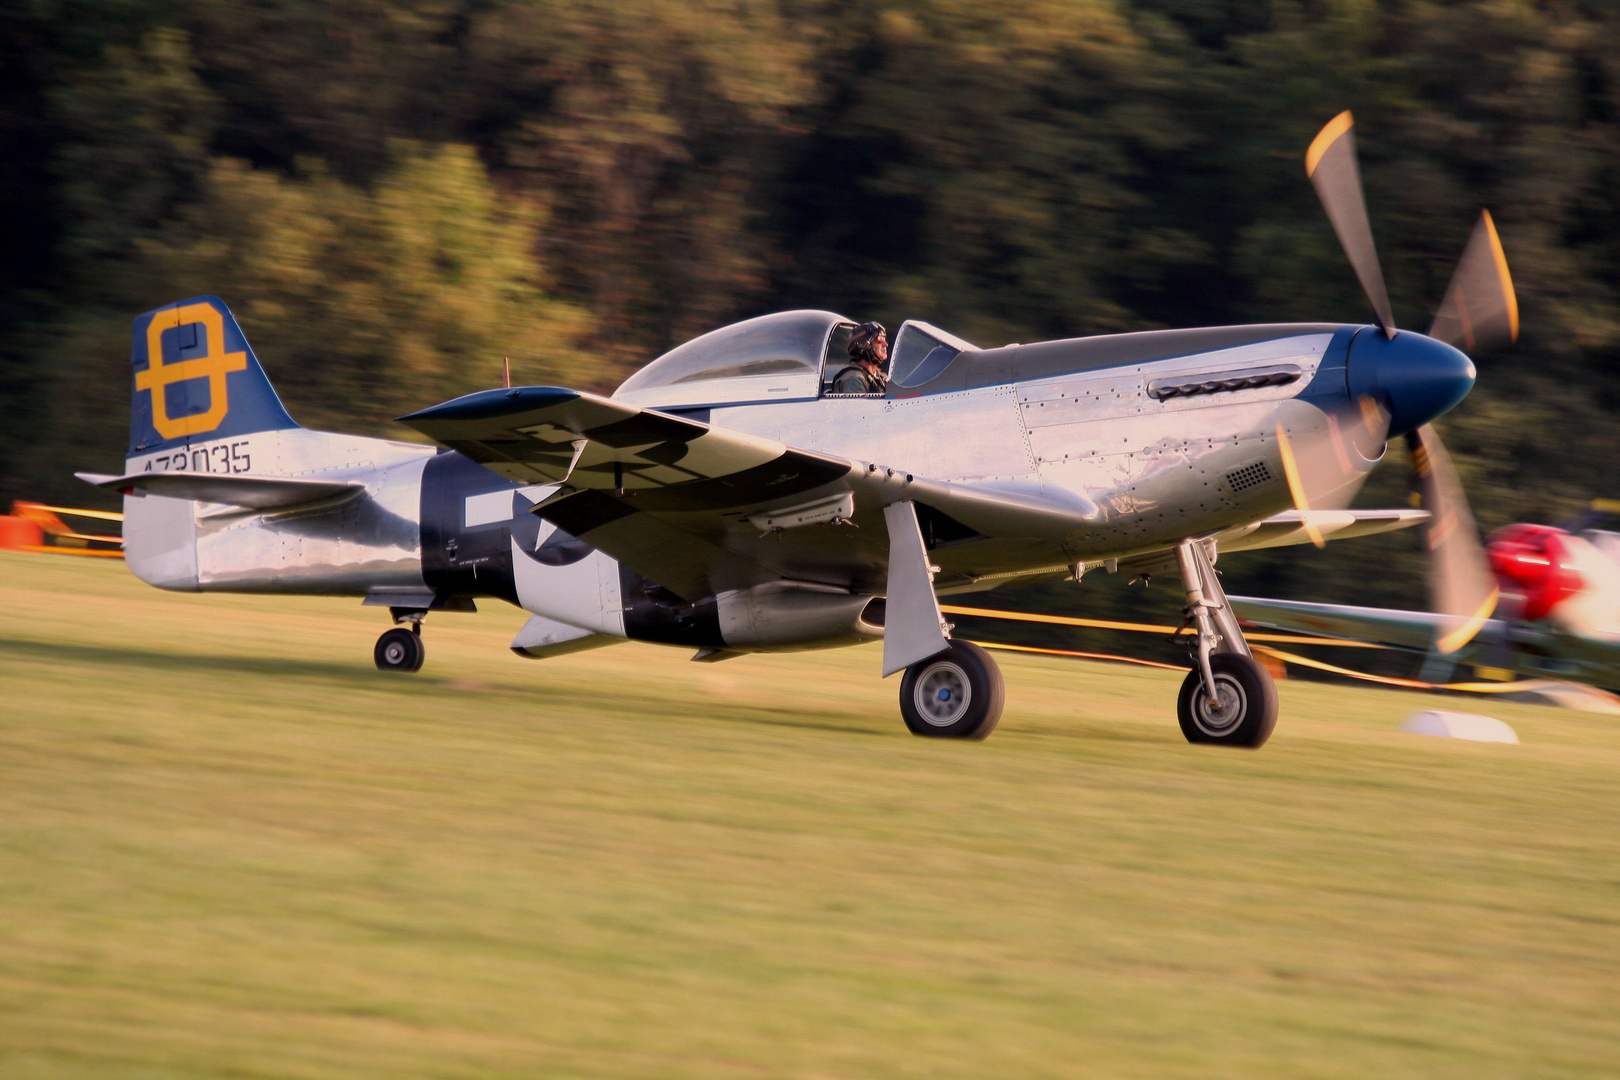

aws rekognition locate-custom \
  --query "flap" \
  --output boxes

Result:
[77,470,364,510]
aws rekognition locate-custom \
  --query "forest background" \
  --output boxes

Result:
[3,0,1618,649]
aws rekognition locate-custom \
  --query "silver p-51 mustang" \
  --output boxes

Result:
[79,114,1513,747]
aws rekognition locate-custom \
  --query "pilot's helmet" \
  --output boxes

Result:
[849,321,887,362]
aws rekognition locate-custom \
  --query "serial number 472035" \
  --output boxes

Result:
[144,441,252,474]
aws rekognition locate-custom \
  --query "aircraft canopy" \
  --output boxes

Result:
[615,310,852,408]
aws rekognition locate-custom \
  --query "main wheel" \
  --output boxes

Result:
[374,627,425,673]
[1176,653,1277,747]
[899,640,1005,740]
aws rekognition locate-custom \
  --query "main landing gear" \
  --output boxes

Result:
[1173,538,1277,747]
[882,500,1006,740]
[374,607,426,673]
[899,640,1005,740]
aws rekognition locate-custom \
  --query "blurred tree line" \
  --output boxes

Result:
[3,0,1620,629]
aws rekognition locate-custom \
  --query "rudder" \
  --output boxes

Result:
[129,296,299,460]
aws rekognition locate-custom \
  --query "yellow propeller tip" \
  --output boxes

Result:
[1480,209,1520,343]
[1275,424,1324,546]
[1434,587,1499,655]
[1306,111,1354,177]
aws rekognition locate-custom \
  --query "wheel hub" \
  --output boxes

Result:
[914,661,972,726]
[1194,674,1246,736]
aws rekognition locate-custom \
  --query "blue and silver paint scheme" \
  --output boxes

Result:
[119,297,432,594]
[102,298,1473,656]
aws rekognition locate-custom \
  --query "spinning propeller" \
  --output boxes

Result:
[1278,111,1516,653]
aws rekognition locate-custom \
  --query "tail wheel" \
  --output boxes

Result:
[375,627,425,673]
[899,640,1005,740]
[1176,653,1278,747]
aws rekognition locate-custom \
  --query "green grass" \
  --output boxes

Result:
[1,552,1617,1079]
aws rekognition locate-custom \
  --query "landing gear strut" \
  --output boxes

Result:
[899,640,1005,740]
[374,607,426,673]
[1173,538,1277,747]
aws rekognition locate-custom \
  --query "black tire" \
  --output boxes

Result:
[375,627,425,673]
[1176,652,1277,748]
[899,640,1005,740]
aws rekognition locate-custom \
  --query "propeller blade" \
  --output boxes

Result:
[1428,210,1519,353]
[1480,590,1521,672]
[1306,111,1397,338]
[1276,396,1393,547]
[1405,424,1498,653]
[1275,427,1325,548]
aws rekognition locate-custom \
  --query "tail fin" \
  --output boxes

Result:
[128,297,299,461]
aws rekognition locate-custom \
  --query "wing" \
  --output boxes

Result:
[77,471,364,510]
[1108,508,1432,581]
[1214,508,1429,553]
[401,386,861,599]
[399,386,851,497]
[400,386,1095,600]
[1226,596,1489,653]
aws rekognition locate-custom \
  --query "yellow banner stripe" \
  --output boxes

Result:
[1251,644,1533,693]
[968,640,1189,672]
[12,502,124,523]
[973,638,1548,700]
[940,604,1385,647]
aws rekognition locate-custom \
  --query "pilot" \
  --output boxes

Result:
[831,321,889,394]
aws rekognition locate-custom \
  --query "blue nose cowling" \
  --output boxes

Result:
[1345,327,1476,437]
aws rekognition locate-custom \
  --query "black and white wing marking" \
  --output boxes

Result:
[401,386,1098,602]
[399,386,850,502]
[401,387,864,599]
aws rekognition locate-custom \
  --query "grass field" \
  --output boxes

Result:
[1,552,1617,1078]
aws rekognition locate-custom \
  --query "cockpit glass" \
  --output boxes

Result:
[890,321,980,387]
[617,310,849,395]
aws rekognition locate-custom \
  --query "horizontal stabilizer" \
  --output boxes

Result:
[76,471,364,510]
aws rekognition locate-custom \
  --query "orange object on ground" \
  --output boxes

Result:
[2,500,123,556]
[0,515,45,550]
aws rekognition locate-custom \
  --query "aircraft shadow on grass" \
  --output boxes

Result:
[7,634,888,735]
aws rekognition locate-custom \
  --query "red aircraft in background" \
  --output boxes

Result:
[1231,501,1620,691]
